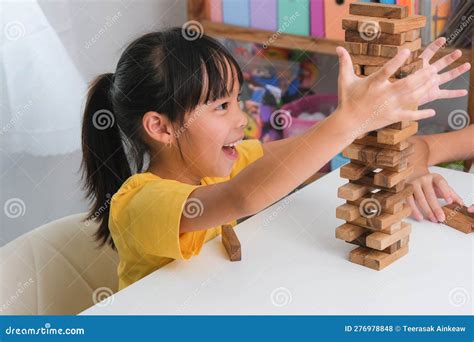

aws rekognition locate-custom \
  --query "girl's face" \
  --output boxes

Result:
[178,81,248,180]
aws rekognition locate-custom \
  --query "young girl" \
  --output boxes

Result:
[81,29,469,290]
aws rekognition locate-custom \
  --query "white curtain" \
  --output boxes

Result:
[1,0,86,156]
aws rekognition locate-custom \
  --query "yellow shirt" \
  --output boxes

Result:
[109,139,264,290]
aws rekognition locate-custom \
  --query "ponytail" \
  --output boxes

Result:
[81,73,131,249]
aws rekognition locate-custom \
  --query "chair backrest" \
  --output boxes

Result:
[0,213,118,315]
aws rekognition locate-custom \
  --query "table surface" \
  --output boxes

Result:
[82,166,473,315]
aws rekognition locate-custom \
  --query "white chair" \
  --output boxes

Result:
[0,213,118,315]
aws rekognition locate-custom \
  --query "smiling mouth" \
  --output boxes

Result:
[222,138,243,159]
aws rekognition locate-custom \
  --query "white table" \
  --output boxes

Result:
[82,167,473,315]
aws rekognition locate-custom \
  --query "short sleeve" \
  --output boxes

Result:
[127,179,200,260]
[229,139,264,177]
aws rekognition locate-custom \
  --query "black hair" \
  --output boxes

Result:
[81,27,243,249]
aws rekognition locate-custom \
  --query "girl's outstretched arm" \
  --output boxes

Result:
[180,47,467,233]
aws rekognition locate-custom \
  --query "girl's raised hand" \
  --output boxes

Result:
[336,46,437,136]
[417,37,471,106]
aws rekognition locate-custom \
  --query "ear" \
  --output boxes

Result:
[142,111,174,145]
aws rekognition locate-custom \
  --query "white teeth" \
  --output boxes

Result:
[224,139,242,148]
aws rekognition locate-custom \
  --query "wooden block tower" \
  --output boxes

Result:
[335,2,426,270]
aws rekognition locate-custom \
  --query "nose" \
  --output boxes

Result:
[237,108,248,129]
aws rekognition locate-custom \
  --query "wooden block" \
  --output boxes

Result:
[397,58,423,78]
[348,231,409,254]
[340,163,372,181]
[353,64,362,76]
[352,158,408,172]
[336,203,360,221]
[345,30,406,46]
[348,196,404,215]
[338,183,373,201]
[374,184,413,208]
[345,42,368,55]
[342,15,426,34]
[349,245,409,270]
[353,177,406,194]
[388,121,411,129]
[349,205,411,230]
[221,224,241,261]
[355,135,409,151]
[441,204,474,234]
[343,143,414,168]
[336,223,368,242]
[350,51,416,66]
[366,222,411,250]
[367,205,411,229]
[405,29,421,42]
[349,2,408,19]
[384,200,405,214]
[367,44,382,56]
[377,122,418,145]
[380,38,422,58]
[363,65,380,76]
[374,165,414,188]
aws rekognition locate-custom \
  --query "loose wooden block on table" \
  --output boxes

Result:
[342,15,426,34]
[349,245,409,270]
[441,204,474,234]
[349,2,408,19]
[377,121,418,145]
[221,224,241,261]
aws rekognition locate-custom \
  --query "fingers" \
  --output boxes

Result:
[407,195,423,221]
[419,37,446,63]
[336,47,354,83]
[422,181,445,222]
[413,183,437,222]
[373,48,411,82]
[397,108,435,122]
[438,63,471,85]
[432,49,463,72]
[436,89,468,100]
[432,174,464,206]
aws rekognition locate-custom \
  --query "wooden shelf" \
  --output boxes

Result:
[200,20,470,67]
